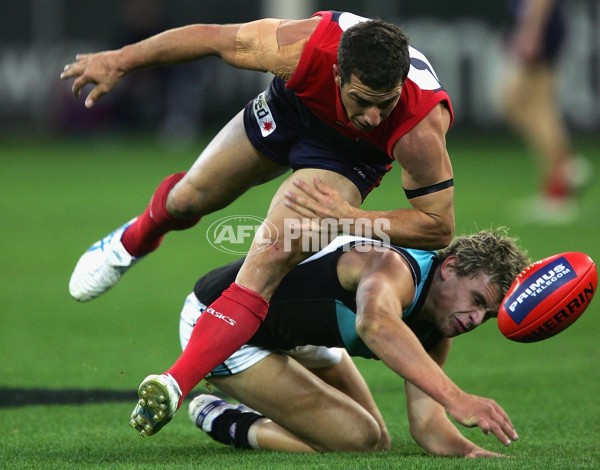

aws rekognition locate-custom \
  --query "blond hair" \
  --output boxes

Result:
[435,228,530,296]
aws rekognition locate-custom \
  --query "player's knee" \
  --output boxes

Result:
[349,425,381,452]
[332,416,381,452]
[313,408,381,452]
[266,231,312,267]
[165,181,206,218]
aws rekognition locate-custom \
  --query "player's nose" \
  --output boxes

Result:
[470,309,487,326]
[364,107,382,127]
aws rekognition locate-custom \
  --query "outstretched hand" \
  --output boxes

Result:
[447,392,518,447]
[60,51,125,108]
[284,176,355,220]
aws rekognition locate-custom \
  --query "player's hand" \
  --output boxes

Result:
[60,51,125,108]
[284,176,354,220]
[446,393,518,446]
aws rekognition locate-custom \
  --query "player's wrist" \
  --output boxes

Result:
[119,44,146,73]
[440,383,465,410]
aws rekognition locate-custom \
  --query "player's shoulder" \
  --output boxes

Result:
[343,243,437,295]
[301,236,390,263]
[406,45,445,92]
[339,237,416,272]
[278,16,321,43]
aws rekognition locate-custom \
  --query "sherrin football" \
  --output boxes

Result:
[498,252,597,343]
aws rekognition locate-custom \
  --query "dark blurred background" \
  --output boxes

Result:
[1,0,598,142]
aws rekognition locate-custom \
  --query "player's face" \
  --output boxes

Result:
[431,259,501,338]
[335,69,402,132]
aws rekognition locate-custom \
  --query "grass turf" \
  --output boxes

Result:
[1,132,599,469]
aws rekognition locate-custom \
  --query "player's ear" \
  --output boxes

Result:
[439,255,457,280]
[333,64,342,87]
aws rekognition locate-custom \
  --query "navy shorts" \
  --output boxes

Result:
[507,0,567,64]
[243,77,393,200]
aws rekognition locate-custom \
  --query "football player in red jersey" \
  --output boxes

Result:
[61,12,456,436]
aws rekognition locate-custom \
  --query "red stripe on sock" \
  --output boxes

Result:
[121,172,200,256]
[167,283,269,400]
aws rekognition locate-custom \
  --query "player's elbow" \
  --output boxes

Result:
[355,294,398,342]
[434,223,454,249]
[355,314,383,344]
[401,207,454,250]
[420,215,454,250]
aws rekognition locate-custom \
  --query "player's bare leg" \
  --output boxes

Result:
[69,110,287,302]
[235,167,362,299]
[192,353,381,452]
[503,62,592,223]
[143,169,362,436]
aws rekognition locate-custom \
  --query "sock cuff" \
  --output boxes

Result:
[208,409,264,449]
[150,172,187,223]
[223,282,269,320]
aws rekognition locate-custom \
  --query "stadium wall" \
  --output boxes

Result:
[0,0,598,134]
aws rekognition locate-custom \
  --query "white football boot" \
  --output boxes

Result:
[68,219,139,301]
[513,195,579,225]
[567,154,594,191]
[188,394,258,433]
[129,374,182,437]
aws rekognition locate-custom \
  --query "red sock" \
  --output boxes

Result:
[546,179,570,199]
[167,282,269,400]
[546,166,571,199]
[121,172,201,257]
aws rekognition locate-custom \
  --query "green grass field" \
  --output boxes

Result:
[1,132,599,469]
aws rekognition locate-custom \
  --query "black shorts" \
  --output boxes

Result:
[243,77,393,200]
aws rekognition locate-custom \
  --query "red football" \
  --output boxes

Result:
[498,252,597,342]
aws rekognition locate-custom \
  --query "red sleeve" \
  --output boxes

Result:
[287,11,337,91]
[384,80,454,156]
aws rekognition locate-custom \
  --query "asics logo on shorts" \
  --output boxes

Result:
[205,307,236,326]
[253,92,277,137]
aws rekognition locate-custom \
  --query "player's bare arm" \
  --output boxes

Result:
[405,339,505,458]
[283,103,454,249]
[348,248,517,446]
[391,103,454,248]
[60,17,319,108]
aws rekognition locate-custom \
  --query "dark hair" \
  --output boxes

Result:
[337,19,410,90]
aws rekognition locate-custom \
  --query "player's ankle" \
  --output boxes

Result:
[208,409,264,449]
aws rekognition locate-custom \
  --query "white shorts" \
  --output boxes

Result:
[179,293,343,377]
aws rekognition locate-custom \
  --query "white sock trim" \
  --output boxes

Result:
[247,417,268,449]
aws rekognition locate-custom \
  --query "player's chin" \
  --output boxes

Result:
[450,317,468,336]
[443,326,461,338]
